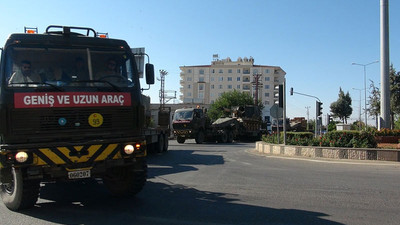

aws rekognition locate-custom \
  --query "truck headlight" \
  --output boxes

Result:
[15,151,29,163]
[124,145,135,154]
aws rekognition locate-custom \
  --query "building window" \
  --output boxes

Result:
[264,93,269,97]
[243,68,250,74]
[264,100,270,105]
[237,85,240,89]
[211,77,214,82]
[199,77,204,82]
[199,84,204,91]
[219,77,223,82]
[219,69,223,73]
[237,69,241,73]
[210,93,214,97]
[218,93,222,97]
[211,84,214,89]
[199,69,204,74]
[253,69,258,74]
[187,77,192,81]
[228,77,232,81]
[274,79,279,82]
[265,77,270,81]
[188,69,192,73]
[237,77,240,81]
[188,92,192,97]
[228,69,232,73]
[265,85,270,89]
[187,84,191,89]
[243,76,250,82]
[212,69,215,73]
[228,85,232,89]
[199,92,204,98]
[219,85,223,89]
[265,69,270,74]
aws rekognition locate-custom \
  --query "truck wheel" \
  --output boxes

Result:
[155,134,165,153]
[219,131,228,143]
[163,133,169,152]
[227,130,234,143]
[0,168,40,211]
[103,164,147,197]
[195,131,205,144]
[177,136,185,144]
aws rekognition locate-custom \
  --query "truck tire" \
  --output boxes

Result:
[195,130,205,144]
[177,136,185,144]
[0,168,40,211]
[103,164,147,197]
[154,134,165,153]
[218,131,228,143]
[227,130,234,143]
[163,133,169,152]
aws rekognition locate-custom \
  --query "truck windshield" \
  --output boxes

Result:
[173,110,193,121]
[5,47,136,88]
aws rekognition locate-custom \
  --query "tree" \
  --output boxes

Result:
[389,64,400,129]
[207,90,262,121]
[330,88,353,124]
[368,80,380,128]
[368,64,400,129]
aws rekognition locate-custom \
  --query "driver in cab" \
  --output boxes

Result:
[8,60,42,84]
[96,58,119,78]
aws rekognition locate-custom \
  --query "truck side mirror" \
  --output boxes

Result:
[145,63,155,85]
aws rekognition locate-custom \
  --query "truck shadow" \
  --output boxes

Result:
[18,148,344,225]
[147,149,225,178]
[21,180,344,225]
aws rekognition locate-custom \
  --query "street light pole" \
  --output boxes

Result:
[352,88,362,130]
[352,60,379,128]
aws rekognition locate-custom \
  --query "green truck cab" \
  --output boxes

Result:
[0,26,154,210]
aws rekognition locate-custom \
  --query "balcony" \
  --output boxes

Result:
[243,76,251,82]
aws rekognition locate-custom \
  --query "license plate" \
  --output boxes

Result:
[68,170,91,179]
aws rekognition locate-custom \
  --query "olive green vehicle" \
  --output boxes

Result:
[0,26,156,211]
[172,105,262,144]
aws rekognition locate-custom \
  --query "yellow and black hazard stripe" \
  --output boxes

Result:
[32,144,123,166]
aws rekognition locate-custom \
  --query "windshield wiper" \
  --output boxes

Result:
[8,82,64,91]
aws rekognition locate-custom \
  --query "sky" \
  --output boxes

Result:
[1,0,399,125]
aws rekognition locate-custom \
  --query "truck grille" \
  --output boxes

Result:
[10,107,135,135]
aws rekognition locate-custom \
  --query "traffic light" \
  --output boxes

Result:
[316,101,323,117]
[278,84,283,108]
[290,87,293,96]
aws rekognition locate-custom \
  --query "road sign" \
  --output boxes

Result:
[270,104,283,119]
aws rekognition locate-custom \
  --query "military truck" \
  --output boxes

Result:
[172,105,262,144]
[0,26,156,210]
[172,107,238,144]
[233,105,263,141]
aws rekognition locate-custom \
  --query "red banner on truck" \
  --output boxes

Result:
[14,92,131,108]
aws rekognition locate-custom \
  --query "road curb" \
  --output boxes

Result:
[255,141,400,162]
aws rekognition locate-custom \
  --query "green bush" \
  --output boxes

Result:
[263,130,377,148]
[374,128,400,136]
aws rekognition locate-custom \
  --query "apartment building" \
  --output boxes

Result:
[179,56,286,117]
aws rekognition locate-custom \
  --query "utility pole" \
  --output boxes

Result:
[252,73,262,105]
[159,69,168,109]
[305,106,310,130]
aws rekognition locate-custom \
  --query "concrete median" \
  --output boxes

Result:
[255,141,400,162]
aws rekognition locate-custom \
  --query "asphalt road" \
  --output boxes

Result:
[1,140,400,225]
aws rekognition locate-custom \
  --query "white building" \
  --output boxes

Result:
[179,56,286,118]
